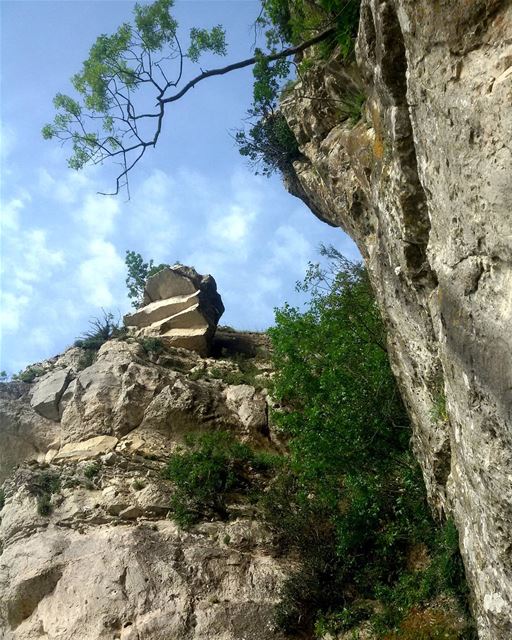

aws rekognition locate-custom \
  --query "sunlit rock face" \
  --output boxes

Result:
[0,335,289,640]
[281,2,512,638]
[124,265,225,355]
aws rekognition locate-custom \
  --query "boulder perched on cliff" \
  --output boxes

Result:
[124,265,224,356]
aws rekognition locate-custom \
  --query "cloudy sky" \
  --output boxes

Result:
[0,0,358,374]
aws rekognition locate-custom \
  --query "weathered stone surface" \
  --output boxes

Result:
[29,368,72,421]
[281,2,512,637]
[0,334,285,639]
[0,496,288,640]
[55,435,118,461]
[124,265,225,355]
[0,382,61,483]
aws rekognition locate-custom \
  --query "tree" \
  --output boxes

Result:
[125,250,170,307]
[41,0,359,195]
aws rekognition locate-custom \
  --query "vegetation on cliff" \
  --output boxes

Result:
[263,246,474,638]
[163,245,474,638]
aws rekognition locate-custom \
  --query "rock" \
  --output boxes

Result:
[225,385,269,437]
[0,382,61,483]
[281,2,512,637]
[118,505,144,519]
[0,331,283,638]
[29,368,72,421]
[55,435,118,461]
[0,513,289,640]
[124,265,224,355]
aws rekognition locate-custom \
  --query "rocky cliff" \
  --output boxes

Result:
[0,334,288,640]
[281,1,512,638]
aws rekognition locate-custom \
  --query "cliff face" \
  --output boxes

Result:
[0,336,288,640]
[282,1,512,638]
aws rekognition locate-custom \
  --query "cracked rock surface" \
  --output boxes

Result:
[0,335,288,640]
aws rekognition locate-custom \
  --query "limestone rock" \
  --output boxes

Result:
[0,382,61,483]
[124,265,224,355]
[55,435,118,461]
[29,368,72,421]
[0,332,285,639]
[281,2,512,637]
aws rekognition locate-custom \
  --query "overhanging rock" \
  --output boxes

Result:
[124,265,224,355]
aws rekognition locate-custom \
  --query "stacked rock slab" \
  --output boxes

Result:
[124,265,224,355]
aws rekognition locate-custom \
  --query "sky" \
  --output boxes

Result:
[0,0,358,374]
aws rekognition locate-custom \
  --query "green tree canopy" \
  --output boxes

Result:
[42,0,359,194]
[125,250,170,307]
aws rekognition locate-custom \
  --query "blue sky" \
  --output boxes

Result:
[0,0,358,374]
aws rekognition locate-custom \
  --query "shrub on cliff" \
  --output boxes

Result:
[265,245,474,637]
[165,431,277,526]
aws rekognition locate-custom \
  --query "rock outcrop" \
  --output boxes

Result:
[281,2,512,638]
[124,265,225,355]
[0,334,288,639]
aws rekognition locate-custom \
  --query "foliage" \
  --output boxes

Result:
[260,0,361,57]
[164,431,278,527]
[0,488,4,511]
[83,462,101,479]
[139,336,166,355]
[27,470,61,517]
[76,349,97,371]
[44,0,345,192]
[235,0,362,176]
[208,353,266,389]
[74,310,121,351]
[12,365,46,383]
[263,246,473,637]
[431,389,448,423]
[132,479,145,491]
[236,111,300,176]
[42,0,228,193]
[125,250,171,308]
[338,89,366,124]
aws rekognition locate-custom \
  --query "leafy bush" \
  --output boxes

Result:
[83,462,100,479]
[26,470,61,516]
[76,349,97,371]
[237,0,361,177]
[139,336,165,355]
[261,0,361,58]
[264,246,473,637]
[236,111,300,177]
[164,431,277,527]
[338,89,366,124]
[13,366,45,383]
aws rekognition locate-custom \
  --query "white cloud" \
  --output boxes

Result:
[78,239,124,307]
[209,204,254,245]
[75,193,121,238]
[38,167,91,205]
[0,291,30,333]
[268,225,311,273]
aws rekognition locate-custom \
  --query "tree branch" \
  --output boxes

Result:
[162,26,335,105]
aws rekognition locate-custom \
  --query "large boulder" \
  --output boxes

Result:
[124,266,224,355]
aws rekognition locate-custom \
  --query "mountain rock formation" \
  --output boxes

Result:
[124,265,225,355]
[0,335,288,640]
[281,1,512,638]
